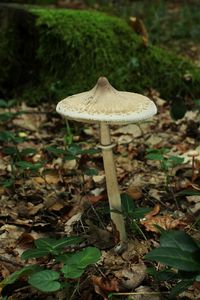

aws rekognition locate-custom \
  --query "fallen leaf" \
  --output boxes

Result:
[115,263,146,290]
[91,275,119,292]
[126,187,142,200]
[141,205,186,232]
[86,220,115,249]
[141,214,186,232]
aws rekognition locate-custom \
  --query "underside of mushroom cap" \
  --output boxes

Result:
[56,77,157,124]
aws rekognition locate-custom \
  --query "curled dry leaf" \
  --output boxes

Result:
[91,275,119,299]
[115,262,146,290]
[141,204,186,232]
[126,186,142,200]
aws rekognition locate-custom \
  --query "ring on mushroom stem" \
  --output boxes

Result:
[98,143,116,150]
[56,76,157,253]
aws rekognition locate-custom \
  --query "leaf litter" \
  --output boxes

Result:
[0,96,199,299]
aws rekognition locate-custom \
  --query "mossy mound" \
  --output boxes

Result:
[0,4,200,112]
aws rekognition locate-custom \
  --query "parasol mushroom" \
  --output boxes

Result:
[56,77,157,250]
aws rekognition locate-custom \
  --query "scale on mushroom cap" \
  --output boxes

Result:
[56,77,157,252]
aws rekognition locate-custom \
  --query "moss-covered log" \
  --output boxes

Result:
[0,4,200,111]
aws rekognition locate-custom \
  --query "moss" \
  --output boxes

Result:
[29,8,142,100]
[0,4,200,109]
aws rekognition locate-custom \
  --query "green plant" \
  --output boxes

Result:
[121,193,151,239]
[145,230,200,297]
[0,236,101,296]
[146,148,184,189]
[0,129,45,188]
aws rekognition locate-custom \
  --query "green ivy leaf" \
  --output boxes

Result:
[67,247,101,268]
[28,270,61,292]
[61,264,84,279]
[15,161,44,170]
[121,193,135,215]
[35,236,82,251]
[21,249,50,260]
[46,146,65,156]
[145,153,164,161]
[20,148,37,156]
[84,168,99,176]
[145,247,200,271]
[160,231,200,252]
[0,265,41,287]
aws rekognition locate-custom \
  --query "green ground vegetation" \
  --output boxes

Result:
[0,4,200,114]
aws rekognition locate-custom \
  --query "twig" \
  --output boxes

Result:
[111,291,169,296]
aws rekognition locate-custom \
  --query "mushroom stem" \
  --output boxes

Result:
[99,122,127,243]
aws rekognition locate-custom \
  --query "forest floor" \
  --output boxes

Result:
[0,90,200,299]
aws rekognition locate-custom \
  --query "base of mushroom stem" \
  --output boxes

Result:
[114,241,128,255]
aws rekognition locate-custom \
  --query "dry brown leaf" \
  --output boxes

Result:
[12,103,46,131]
[126,187,142,200]
[141,214,186,232]
[144,204,160,219]
[84,194,105,203]
[141,205,186,232]
[32,173,60,185]
[115,263,146,290]
[91,275,119,292]
[16,232,35,249]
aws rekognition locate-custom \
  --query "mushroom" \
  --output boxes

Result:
[56,77,157,249]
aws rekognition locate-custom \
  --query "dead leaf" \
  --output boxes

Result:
[141,214,186,232]
[144,204,160,219]
[141,205,186,232]
[92,275,119,291]
[126,187,142,200]
[115,263,146,290]
[186,195,200,214]
[13,103,46,131]
[86,220,115,249]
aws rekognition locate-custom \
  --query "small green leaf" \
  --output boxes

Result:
[3,147,18,155]
[68,144,82,156]
[145,247,200,271]
[132,207,151,220]
[67,247,101,268]
[147,267,178,281]
[46,146,65,156]
[61,264,84,278]
[0,99,8,108]
[146,153,164,161]
[21,249,50,260]
[81,148,100,155]
[0,265,41,286]
[28,270,61,292]
[20,148,37,156]
[177,189,200,196]
[84,168,99,176]
[121,193,135,215]
[0,112,14,122]
[15,161,44,170]
[35,236,82,251]
[2,178,14,188]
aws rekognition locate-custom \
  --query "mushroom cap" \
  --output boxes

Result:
[56,77,157,124]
